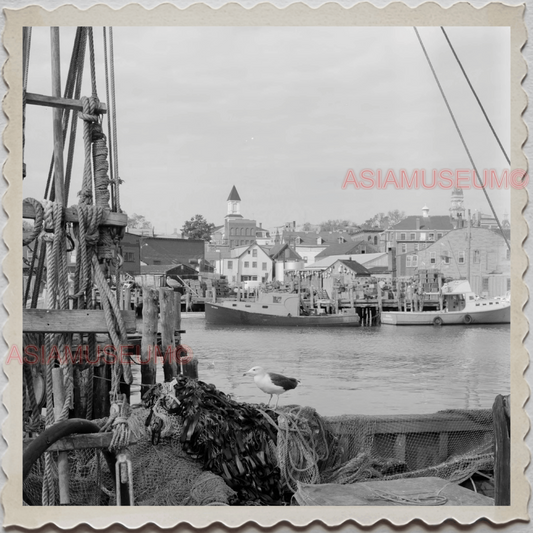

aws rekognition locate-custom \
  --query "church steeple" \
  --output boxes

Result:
[226,185,243,218]
[449,187,465,220]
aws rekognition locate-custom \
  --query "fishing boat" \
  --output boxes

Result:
[381,280,510,326]
[205,291,360,327]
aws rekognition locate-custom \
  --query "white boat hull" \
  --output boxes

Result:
[381,304,510,326]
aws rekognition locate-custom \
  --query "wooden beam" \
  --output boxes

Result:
[25,92,107,114]
[23,309,137,333]
[23,202,128,227]
[51,28,65,207]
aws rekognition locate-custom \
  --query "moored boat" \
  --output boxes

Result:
[381,280,510,326]
[205,291,360,327]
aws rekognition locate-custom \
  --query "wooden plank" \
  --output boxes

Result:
[325,412,492,435]
[493,394,511,505]
[23,309,136,333]
[23,202,128,227]
[25,92,107,114]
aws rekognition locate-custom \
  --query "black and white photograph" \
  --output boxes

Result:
[2,1,530,529]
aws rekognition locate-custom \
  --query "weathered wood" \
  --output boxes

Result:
[73,366,89,418]
[124,287,131,311]
[24,432,114,452]
[174,292,182,332]
[93,361,111,419]
[23,309,136,333]
[179,346,198,379]
[51,27,65,207]
[325,411,492,436]
[25,92,107,114]
[141,288,158,395]
[23,202,128,227]
[493,394,511,505]
[52,367,70,504]
[159,287,177,382]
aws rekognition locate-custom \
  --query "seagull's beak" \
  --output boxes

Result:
[243,371,250,376]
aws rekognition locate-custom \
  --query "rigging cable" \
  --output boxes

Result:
[440,26,511,166]
[413,27,510,251]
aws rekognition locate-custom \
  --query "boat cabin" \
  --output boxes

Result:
[224,292,301,317]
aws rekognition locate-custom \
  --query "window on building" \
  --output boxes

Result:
[252,276,258,281]
[374,236,378,245]
[252,249,257,257]
[458,251,466,264]
[428,233,434,240]
[414,243,419,251]
[252,262,257,268]
[227,261,233,270]
[399,232,406,241]
[368,236,372,241]
[244,261,249,268]
[420,233,426,241]
[124,252,135,262]
[303,257,308,263]
[437,233,443,240]
[410,233,416,240]
[262,262,267,270]
[232,276,236,282]
[239,228,243,236]
[230,228,234,236]
[442,254,450,264]
[401,244,407,253]
[406,256,412,267]
[229,240,233,248]
[412,255,418,267]
[240,240,244,245]
[482,277,489,291]
[473,250,480,263]
[430,252,436,264]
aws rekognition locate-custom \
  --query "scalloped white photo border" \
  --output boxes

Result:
[1,2,528,529]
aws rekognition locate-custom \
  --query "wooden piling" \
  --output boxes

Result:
[124,287,131,311]
[174,291,182,331]
[493,394,510,505]
[141,288,158,395]
[93,357,111,419]
[52,368,70,504]
[159,287,177,382]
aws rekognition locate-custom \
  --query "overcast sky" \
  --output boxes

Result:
[23,26,511,233]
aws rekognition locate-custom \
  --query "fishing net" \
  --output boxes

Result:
[23,377,495,506]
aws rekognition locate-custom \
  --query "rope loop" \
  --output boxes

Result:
[22,198,44,246]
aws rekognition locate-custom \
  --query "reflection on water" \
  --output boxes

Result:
[135,313,510,417]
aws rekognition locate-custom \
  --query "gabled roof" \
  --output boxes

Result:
[391,216,454,231]
[335,259,371,276]
[231,242,272,259]
[315,240,378,259]
[227,185,241,202]
[140,263,198,276]
[268,243,303,261]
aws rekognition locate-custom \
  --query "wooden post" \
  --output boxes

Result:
[185,291,191,312]
[174,292,182,331]
[181,348,198,379]
[52,368,70,504]
[141,288,158,395]
[159,287,177,382]
[377,285,382,315]
[50,27,65,207]
[124,287,131,311]
[493,394,511,505]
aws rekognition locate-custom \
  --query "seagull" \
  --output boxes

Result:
[243,366,299,408]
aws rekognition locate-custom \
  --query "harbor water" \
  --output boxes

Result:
[134,313,510,417]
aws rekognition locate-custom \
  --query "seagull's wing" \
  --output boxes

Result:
[268,372,299,391]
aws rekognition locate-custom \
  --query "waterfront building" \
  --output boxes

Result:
[315,239,379,260]
[221,243,273,285]
[414,227,510,298]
